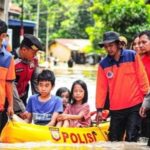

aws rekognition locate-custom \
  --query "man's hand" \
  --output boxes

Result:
[139,106,148,118]
[7,106,14,117]
[96,111,103,125]
[19,111,28,119]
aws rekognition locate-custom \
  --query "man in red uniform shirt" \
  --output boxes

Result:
[138,30,150,146]
[96,31,149,141]
[13,34,42,119]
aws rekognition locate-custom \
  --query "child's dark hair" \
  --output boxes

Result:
[37,69,55,86]
[70,80,88,104]
[56,87,70,97]
[130,33,139,50]
[0,19,7,34]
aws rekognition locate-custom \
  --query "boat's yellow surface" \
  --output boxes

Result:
[0,121,109,143]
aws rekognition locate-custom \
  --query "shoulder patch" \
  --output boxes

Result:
[16,68,24,73]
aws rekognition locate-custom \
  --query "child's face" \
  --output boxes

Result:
[38,81,53,97]
[61,91,69,106]
[72,84,84,103]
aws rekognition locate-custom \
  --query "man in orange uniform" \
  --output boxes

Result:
[96,31,149,141]
[0,19,15,134]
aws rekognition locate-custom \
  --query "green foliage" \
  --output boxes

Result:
[48,0,94,40]
[12,0,150,55]
[87,0,150,54]
[12,0,94,47]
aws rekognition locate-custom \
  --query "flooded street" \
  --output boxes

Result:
[0,141,149,150]
[0,63,149,150]
[52,63,97,111]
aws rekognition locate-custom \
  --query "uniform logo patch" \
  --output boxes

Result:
[31,45,38,51]
[106,71,113,78]
[16,68,24,73]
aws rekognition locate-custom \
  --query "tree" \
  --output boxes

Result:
[12,0,94,48]
[87,0,150,52]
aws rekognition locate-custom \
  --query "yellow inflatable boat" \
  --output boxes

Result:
[0,121,109,143]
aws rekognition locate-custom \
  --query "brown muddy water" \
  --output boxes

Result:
[0,141,149,150]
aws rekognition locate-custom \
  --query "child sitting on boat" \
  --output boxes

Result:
[26,69,63,126]
[56,87,70,110]
[56,80,91,127]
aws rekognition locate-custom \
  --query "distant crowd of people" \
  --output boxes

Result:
[1,19,150,147]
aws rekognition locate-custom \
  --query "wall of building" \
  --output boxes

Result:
[0,0,5,20]
[49,42,71,62]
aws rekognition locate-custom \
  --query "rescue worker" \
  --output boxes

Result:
[138,30,150,146]
[96,31,149,142]
[0,19,15,134]
[12,34,43,119]
[119,36,128,49]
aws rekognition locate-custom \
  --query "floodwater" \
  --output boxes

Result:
[0,63,149,150]
[0,141,149,150]
[52,63,97,112]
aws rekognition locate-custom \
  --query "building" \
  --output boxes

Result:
[49,39,91,64]
[8,2,36,49]
[0,1,36,50]
[0,0,10,21]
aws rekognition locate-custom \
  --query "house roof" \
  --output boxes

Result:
[8,19,36,28]
[52,39,91,51]
[9,3,21,14]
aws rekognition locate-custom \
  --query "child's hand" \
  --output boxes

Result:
[57,114,67,121]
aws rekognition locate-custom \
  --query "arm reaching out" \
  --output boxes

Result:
[139,92,150,117]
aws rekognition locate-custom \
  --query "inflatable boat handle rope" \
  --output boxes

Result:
[96,122,108,141]
[7,115,15,126]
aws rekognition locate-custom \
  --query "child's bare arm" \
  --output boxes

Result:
[57,113,83,121]
[47,112,59,126]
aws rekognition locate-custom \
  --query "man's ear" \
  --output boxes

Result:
[21,47,27,52]
[19,47,27,58]
[52,84,55,89]
[118,41,122,49]
[0,33,6,40]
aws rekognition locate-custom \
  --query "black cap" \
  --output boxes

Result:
[21,34,43,51]
[99,31,120,47]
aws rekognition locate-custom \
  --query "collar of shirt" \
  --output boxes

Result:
[108,49,124,64]
[16,48,31,64]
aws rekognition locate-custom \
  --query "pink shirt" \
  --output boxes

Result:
[64,103,91,127]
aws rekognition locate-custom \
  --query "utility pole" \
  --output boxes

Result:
[46,16,49,62]
[36,0,40,37]
[20,0,24,43]
[4,0,10,23]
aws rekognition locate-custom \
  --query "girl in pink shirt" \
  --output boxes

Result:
[56,80,91,127]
